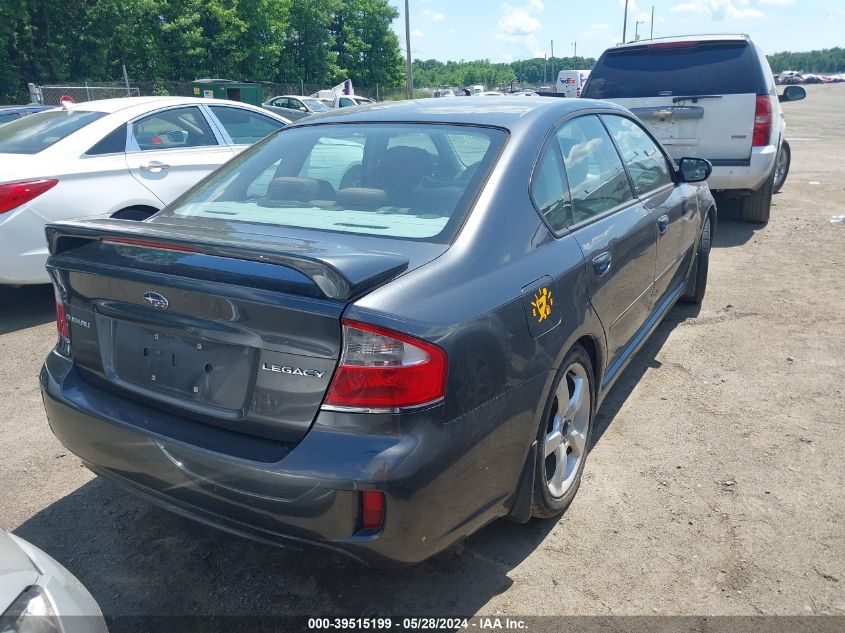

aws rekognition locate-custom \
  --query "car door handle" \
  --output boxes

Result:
[657,214,670,235]
[139,161,169,173]
[592,252,612,278]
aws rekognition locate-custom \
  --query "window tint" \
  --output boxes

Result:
[86,125,127,155]
[160,123,506,242]
[602,115,673,196]
[583,42,766,99]
[0,110,105,154]
[530,143,570,232]
[131,107,217,151]
[209,106,285,145]
[556,115,634,223]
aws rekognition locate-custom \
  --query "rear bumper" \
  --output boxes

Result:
[40,350,547,566]
[706,145,777,193]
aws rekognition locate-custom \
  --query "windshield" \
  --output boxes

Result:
[159,123,506,243]
[583,41,767,99]
[0,110,106,154]
[302,98,329,112]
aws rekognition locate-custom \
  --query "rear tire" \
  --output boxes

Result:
[740,170,774,224]
[531,345,594,519]
[772,140,790,194]
[681,213,712,305]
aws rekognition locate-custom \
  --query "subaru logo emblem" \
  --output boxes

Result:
[143,291,170,310]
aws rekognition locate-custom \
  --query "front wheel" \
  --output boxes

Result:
[531,345,594,519]
[773,140,791,194]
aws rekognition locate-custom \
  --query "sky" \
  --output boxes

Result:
[387,0,845,63]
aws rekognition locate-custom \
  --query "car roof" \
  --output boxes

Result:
[63,96,252,114]
[608,33,750,51]
[292,97,628,132]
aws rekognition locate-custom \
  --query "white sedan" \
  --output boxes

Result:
[0,96,290,285]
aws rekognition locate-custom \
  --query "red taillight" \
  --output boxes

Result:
[53,284,69,340]
[752,95,773,147]
[324,319,447,410]
[0,179,58,214]
[361,491,385,530]
[101,237,201,253]
[648,41,698,50]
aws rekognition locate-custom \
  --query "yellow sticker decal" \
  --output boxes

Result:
[531,287,554,323]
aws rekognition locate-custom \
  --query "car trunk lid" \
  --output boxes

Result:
[46,217,439,443]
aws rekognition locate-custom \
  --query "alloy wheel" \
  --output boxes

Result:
[544,363,591,498]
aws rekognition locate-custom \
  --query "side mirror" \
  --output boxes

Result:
[678,157,712,183]
[299,106,307,112]
[779,85,807,103]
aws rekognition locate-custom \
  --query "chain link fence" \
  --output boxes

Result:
[29,80,409,105]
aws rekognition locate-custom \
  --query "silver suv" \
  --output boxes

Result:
[583,34,806,223]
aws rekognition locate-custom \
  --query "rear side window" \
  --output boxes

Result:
[209,106,285,145]
[602,115,673,196]
[530,143,570,232]
[159,123,506,243]
[0,110,105,154]
[131,107,217,151]
[86,125,127,155]
[556,115,634,223]
[583,42,766,99]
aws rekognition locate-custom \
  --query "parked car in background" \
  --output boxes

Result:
[41,97,715,567]
[0,529,108,633]
[583,34,806,223]
[0,104,55,126]
[776,71,804,85]
[0,96,290,285]
[263,95,331,120]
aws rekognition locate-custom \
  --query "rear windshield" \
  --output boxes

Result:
[0,110,105,154]
[583,41,766,99]
[160,123,506,243]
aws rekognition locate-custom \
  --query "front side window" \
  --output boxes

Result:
[158,123,506,242]
[0,110,105,154]
[555,115,634,224]
[131,107,217,151]
[209,106,285,145]
[602,115,673,196]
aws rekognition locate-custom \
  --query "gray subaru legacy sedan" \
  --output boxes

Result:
[40,98,715,566]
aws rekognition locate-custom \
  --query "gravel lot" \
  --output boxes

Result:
[1,84,842,625]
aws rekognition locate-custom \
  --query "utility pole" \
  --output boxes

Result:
[550,40,555,85]
[650,5,655,39]
[622,0,629,43]
[635,20,645,41]
[404,0,413,99]
[543,53,547,86]
[573,41,577,60]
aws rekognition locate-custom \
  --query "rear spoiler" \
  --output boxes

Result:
[45,218,409,301]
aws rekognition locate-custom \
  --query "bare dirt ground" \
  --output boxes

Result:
[1,84,842,625]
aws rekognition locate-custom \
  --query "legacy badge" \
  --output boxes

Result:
[262,363,326,379]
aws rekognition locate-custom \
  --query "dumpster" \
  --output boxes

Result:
[190,79,263,106]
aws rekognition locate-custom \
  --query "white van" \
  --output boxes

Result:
[556,70,590,97]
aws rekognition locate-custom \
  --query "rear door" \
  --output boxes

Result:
[553,114,658,373]
[125,105,233,205]
[583,40,767,162]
